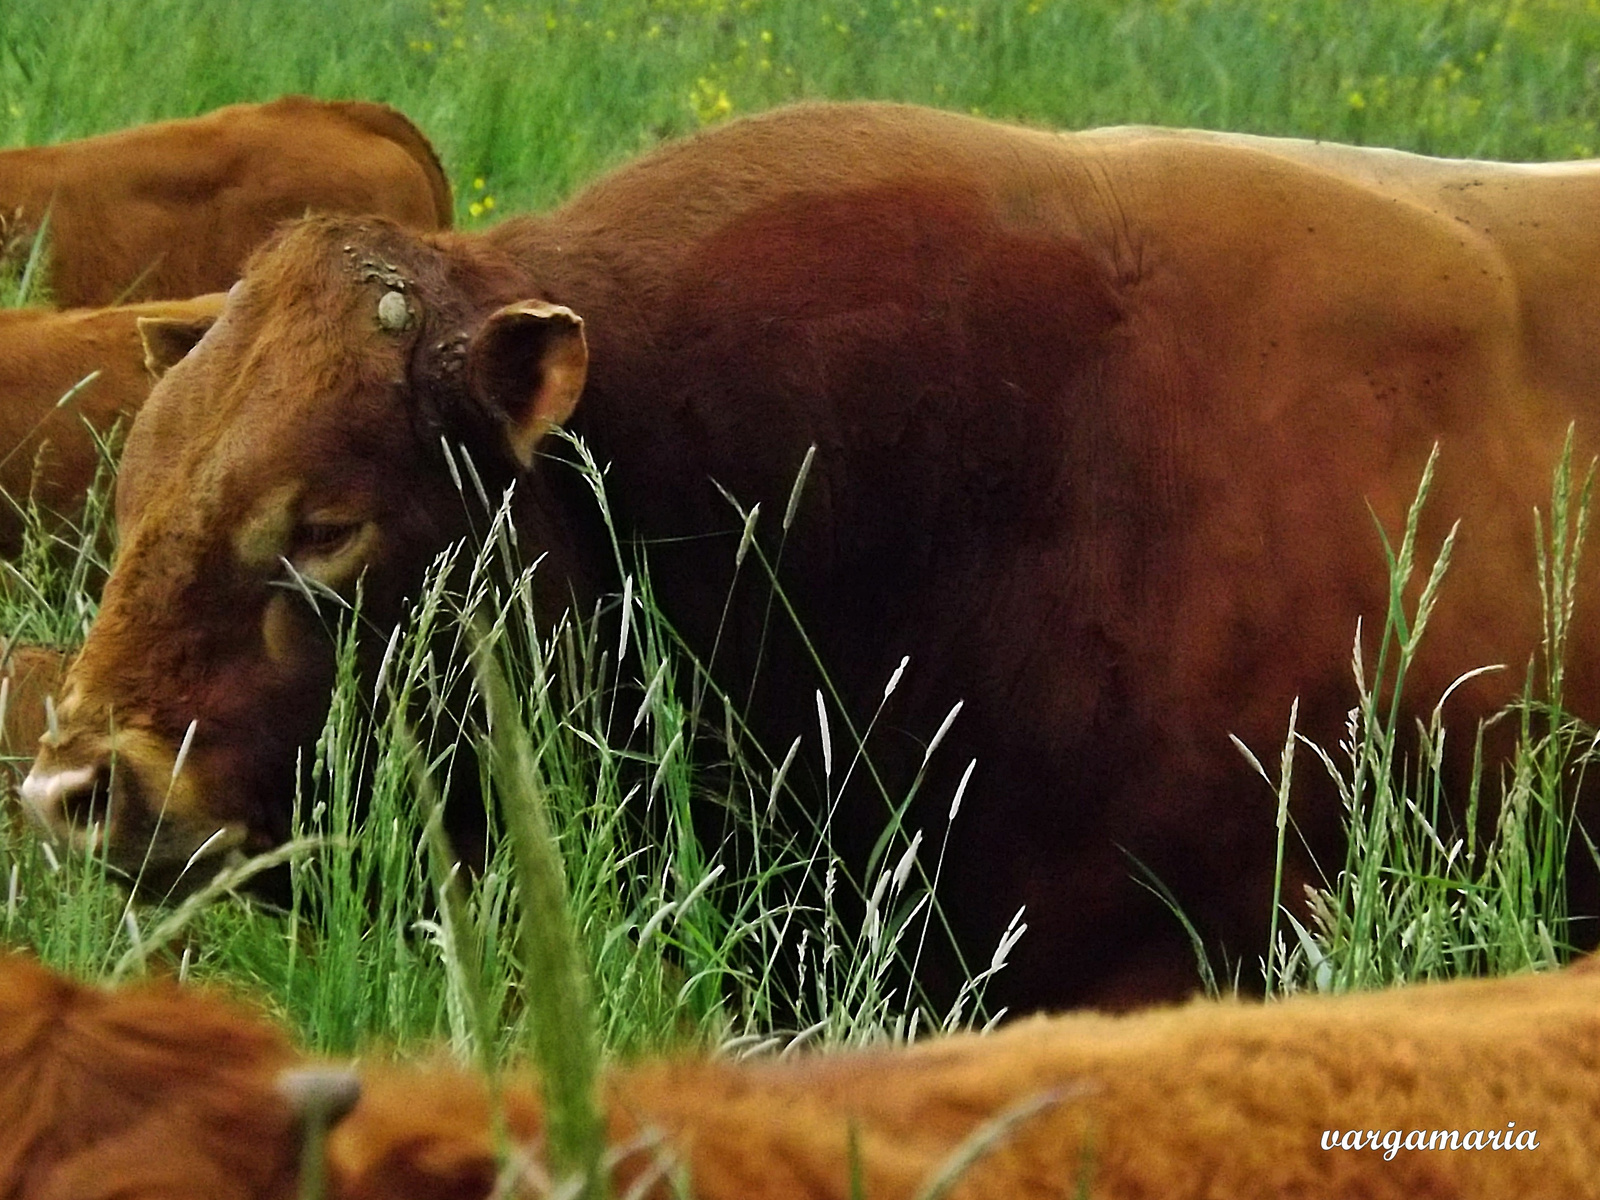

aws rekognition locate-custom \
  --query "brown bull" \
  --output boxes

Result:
[0,294,221,555]
[22,102,1600,1009]
[0,96,452,307]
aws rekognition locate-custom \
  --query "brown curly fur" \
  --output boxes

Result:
[0,955,304,1200]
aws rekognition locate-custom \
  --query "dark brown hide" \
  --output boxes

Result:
[0,97,452,307]
[0,294,223,555]
[28,103,1600,1009]
[0,955,307,1200]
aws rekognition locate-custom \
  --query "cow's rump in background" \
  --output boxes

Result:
[0,97,452,307]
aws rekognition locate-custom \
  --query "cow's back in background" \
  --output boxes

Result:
[0,294,222,555]
[0,97,452,306]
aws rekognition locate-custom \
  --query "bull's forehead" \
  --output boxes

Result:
[188,264,408,435]
[122,233,420,527]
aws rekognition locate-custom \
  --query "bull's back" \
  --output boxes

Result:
[1079,124,1600,405]
[531,103,1600,1004]
[1065,130,1600,777]
[547,101,1581,725]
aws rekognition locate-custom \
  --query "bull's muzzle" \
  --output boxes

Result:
[19,760,109,842]
[20,733,246,891]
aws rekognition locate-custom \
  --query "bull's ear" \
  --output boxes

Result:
[465,301,588,469]
[139,313,217,378]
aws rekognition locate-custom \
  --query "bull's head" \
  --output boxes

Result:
[20,216,590,891]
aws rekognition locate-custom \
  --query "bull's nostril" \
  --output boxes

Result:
[58,764,113,829]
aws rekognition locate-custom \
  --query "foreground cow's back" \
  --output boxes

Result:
[0,97,452,307]
[6,954,1599,1199]
[336,961,1600,1199]
[0,294,222,555]
[23,102,1600,1010]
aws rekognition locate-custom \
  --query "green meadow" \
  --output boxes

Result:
[1,0,1598,1090]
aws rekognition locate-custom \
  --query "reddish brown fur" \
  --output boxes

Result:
[29,103,1600,1009]
[0,97,452,307]
[333,960,1600,1200]
[0,294,223,555]
[0,956,304,1200]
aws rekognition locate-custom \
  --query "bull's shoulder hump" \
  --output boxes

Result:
[555,102,1116,248]
[574,102,1068,189]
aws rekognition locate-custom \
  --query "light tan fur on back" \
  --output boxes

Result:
[334,960,1600,1199]
[4,955,1598,1199]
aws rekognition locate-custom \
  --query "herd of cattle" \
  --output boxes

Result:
[5,95,1600,1192]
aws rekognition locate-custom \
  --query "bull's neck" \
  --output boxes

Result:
[480,214,661,346]
[423,220,632,607]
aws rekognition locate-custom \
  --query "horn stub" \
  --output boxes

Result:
[376,290,412,333]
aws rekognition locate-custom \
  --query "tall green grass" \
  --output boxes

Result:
[0,434,988,1057]
[1250,436,1597,997]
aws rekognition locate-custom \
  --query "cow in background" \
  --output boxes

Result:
[0,294,221,556]
[0,97,452,307]
[23,102,1600,1010]
[0,643,66,788]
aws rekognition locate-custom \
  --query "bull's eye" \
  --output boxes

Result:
[281,514,377,588]
[293,521,362,559]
